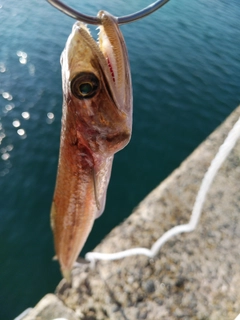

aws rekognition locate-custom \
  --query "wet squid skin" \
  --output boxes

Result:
[51,11,132,280]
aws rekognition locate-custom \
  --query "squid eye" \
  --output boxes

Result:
[71,72,99,99]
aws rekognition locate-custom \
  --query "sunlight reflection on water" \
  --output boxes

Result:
[22,111,30,119]
[0,63,6,73]
[17,51,28,65]
[2,92,13,100]
[0,0,239,319]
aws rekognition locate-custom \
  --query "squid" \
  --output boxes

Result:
[50,11,132,280]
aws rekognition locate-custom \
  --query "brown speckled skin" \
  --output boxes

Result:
[51,12,132,279]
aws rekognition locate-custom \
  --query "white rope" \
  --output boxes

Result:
[85,117,240,265]
[13,308,32,320]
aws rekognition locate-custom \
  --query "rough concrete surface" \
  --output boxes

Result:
[20,294,79,320]
[22,106,240,320]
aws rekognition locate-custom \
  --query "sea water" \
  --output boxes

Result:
[0,0,239,318]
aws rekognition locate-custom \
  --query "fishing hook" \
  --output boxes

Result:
[46,0,170,25]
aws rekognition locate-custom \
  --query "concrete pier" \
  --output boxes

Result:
[22,106,240,320]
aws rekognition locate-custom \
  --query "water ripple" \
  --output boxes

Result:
[0,0,240,319]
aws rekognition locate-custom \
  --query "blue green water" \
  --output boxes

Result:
[0,0,239,318]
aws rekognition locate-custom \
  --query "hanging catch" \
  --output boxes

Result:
[50,11,132,280]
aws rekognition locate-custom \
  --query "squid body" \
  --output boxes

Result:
[50,11,132,280]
